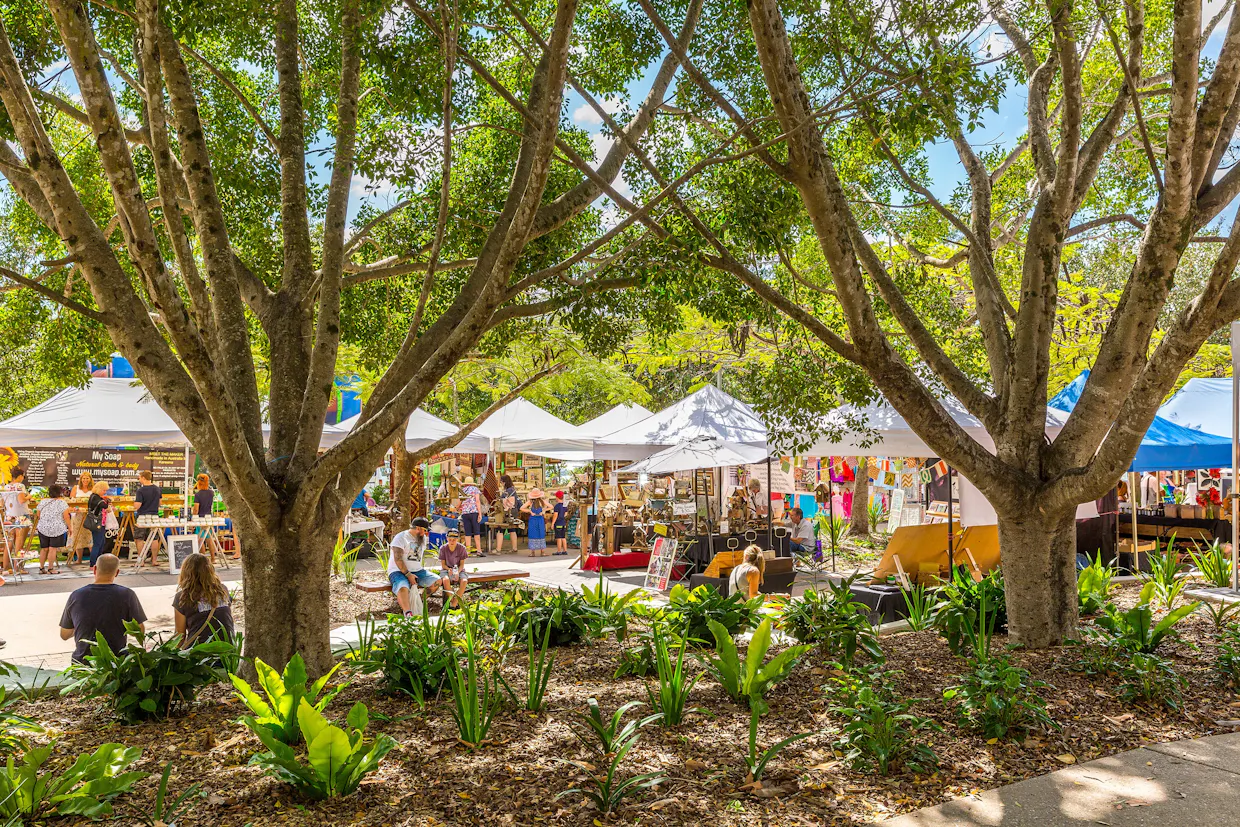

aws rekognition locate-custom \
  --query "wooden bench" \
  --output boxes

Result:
[354,568,531,593]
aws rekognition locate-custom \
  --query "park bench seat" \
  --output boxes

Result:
[354,568,531,593]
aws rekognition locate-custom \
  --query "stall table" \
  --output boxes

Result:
[1127,513,1230,543]
[583,550,653,572]
[849,584,911,624]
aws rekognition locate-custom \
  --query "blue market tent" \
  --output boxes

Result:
[1158,377,1232,438]
[1049,371,1231,471]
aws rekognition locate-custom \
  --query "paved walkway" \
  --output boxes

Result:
[882,732,1240,826]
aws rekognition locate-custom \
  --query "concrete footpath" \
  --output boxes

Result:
[882,732,1240,826]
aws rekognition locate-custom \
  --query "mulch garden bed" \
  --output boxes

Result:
[10,581,1236,826]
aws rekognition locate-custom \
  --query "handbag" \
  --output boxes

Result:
[83,509,101,531]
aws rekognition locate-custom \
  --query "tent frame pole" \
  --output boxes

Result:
[766,456,773,551]
[946,465,954,558]
[1232,320,1239,592]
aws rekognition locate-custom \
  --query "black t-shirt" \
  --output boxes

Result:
[135,484,161,516]
[173,589,235,645]
[59,583,147,663]
[194,488,214,517]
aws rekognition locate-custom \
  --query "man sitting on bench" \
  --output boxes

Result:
[388,517,441,616]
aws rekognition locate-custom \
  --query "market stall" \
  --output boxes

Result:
[1051,370,1232,568]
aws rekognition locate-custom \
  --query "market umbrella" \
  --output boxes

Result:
[617,436,769,475]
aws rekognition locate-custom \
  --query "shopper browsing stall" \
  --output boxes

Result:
[68,471,94,566]
[552,491,568,556]
[193,474,220,565]
[459,476,484,558]
[85,481,110,568]
[522,488,550,557]
[2,467,31,574]
[35,484,71,574]
[500,474,522,553]
[729,545,765,598]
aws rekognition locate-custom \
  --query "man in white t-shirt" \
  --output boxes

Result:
[388,517,441,616]
[784,507,816,555]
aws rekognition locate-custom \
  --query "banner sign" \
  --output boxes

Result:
[2,447,193,488]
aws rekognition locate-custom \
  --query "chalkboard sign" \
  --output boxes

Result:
[168,533,199,575]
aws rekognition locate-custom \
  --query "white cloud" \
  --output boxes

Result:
[572,99,623,127]
[589,133,633,201]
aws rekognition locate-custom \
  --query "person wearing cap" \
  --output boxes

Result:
[552,491,569,556]
[438,529,469,609]
[388,517,441,616]
[459,475,485,559]
[520,489,550,557]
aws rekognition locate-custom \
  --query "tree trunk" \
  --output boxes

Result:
[998,510,1079,648]
[235,510,340,677]
[849,457,869,536]
[390,417,412,535]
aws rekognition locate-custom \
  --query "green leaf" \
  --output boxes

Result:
[307,725,352,794]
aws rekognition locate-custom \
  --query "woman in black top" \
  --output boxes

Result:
[193,474,219,565]
[86,481,110,567]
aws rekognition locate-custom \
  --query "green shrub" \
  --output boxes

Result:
[499,622,554,712]
[581,577,643,642]
[569,698,661,756]
[1094,600,1198,654]
[646,626,702,726]
[661,583,762,643]
[901,584,940,632]
[933,567,1007,657]
[485,587,602,647]
[943,656,1056,741]
[777,575,883,667]
[744,704,810,782]
[1201,599,1240,631]
[830,675,939,775]
[127,761,201,827]
[249,700,395,799]
[64,621,237,722]
[0,686,41,756]
[1143,540,1189,610]
[1116,650,1185,709]
[1190,541,1233,589]
[353,607,454,706]
[700,618,810,714]
[614,638,656,678]
[1077,554,1116,616]
[446,609,503,748]
[230,653,345,745]
[1216,624,1240,691]
[0,743,145,821]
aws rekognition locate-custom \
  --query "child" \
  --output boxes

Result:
[552,491,569,556]
[438,529,470,609]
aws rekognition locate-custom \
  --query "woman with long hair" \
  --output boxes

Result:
[67,471,94,566]
[173,552,235,646]
[728,545,765,599]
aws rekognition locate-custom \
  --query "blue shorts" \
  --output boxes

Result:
[460,511,480,536]
[388,569,440,595]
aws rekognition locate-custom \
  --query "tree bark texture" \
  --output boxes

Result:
[997,511,1080,647]
[849,457,869,536]
[391,420,413,535]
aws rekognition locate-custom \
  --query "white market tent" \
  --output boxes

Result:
[577,403,654,438]
[474,397,593,460]
[803,396,1078,526]
[618,436,768,475]
[0,378,190,447]
[594,385,769,461]
[0,378,345,449]
[330,408,491,454]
